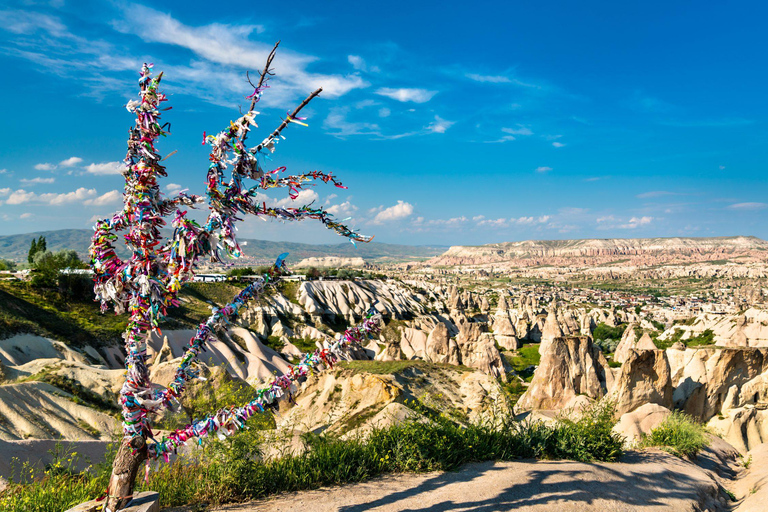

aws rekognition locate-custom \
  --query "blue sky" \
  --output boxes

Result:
[0,0,766,246]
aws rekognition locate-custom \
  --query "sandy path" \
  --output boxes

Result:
[169,450,729,512]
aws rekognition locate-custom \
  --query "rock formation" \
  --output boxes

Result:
[517,336,611,410]
[613,349,673,415]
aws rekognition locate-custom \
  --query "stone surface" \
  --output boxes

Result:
[613,349,673,415]
[517,336,610,411]
[189,453,729,512]
[66,491,159,512]
[613,403,672,446]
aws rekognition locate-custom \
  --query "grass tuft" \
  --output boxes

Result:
[640,411,709,457]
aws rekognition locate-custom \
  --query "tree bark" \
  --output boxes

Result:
[105,435,148,512]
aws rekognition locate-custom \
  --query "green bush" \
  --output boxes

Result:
[592,323,627,346]
[640,411,709,457]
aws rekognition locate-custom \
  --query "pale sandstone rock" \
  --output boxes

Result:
[613,403,672,446]
[613,323,638,364]
[517,336,610,411]
[614,349,673,415]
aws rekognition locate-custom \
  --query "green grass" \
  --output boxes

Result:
[508,344,541,382]
[338,360,474,375]
[0,401,623,511]
[640,411,709,457]
[0,281,127,346]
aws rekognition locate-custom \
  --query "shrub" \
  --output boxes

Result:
[640,411,709,457]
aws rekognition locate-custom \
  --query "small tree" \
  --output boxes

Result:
[27,238,37,264]
[90,43,380,511]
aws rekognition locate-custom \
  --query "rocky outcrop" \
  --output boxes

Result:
[667,348,768,422]
[539,309,564,352]
[278,363,511,435]
[613,349,673,415]
[424,323,460,366]
[615,327,657,364]
[613,403,672,446]
[517,336,611,410]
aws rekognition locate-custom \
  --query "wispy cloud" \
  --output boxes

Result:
[637,190,680,199]
[426,115,454,134]
[552,142,565,148]
[465,73,542,89]
[19,177,55,185]
[727,202,768,211]
[114,4,367,101]
[375,87,437,103]
[535,166,552,173]
[502,125,533,136]
[34,163,56,171]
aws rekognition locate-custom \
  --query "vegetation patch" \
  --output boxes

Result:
[508,344,541,382]
[640,411,709,457]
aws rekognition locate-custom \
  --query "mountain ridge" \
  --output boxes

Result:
[0,229,445,264]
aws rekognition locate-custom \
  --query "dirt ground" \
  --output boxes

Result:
[167,449,740,512]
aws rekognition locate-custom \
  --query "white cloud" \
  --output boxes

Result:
[5,189,36,205]
[472,215,485,221]
[378,107,391,118]
[34,163,56,171]
[347,55,378,73]
[427,115,454,134]
[552,142,565,148]
[0,169,7,174]
[478,217,509,228]
[348,55,365,70]
[20,213,33,219]
[728,202,768,210]
[5,187,98,205]
[115,4,367,100]
[84,161,125,175]
[254,189,320,209]
[465,73,542,89]
[327,200,358,218]
[372,200,414,224]
[619,216,654,229]
[465,73,511,84]
[596,215,616,223]
[84,190,122,206]
[637,190,677,199]
[59,156,83,167]
[40,187,98,205]
[20,177,55,185]
[375,87,437,103]
[535,166,553,173]
[502,125,533,136]
[324,107,381,137]
[165,183,183,195]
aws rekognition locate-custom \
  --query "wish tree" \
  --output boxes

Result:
[88,43,381,512]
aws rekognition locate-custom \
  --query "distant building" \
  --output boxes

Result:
[194,273,227,283]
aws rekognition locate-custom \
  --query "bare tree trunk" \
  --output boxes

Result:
[105,435,147,512]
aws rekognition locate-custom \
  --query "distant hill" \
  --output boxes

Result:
[428,236,768,267]
[0,229,444,264]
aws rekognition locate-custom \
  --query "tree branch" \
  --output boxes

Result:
[239,41,280,146]
[252,88,323,154]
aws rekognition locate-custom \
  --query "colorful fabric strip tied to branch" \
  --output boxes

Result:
[147,306,383,461]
